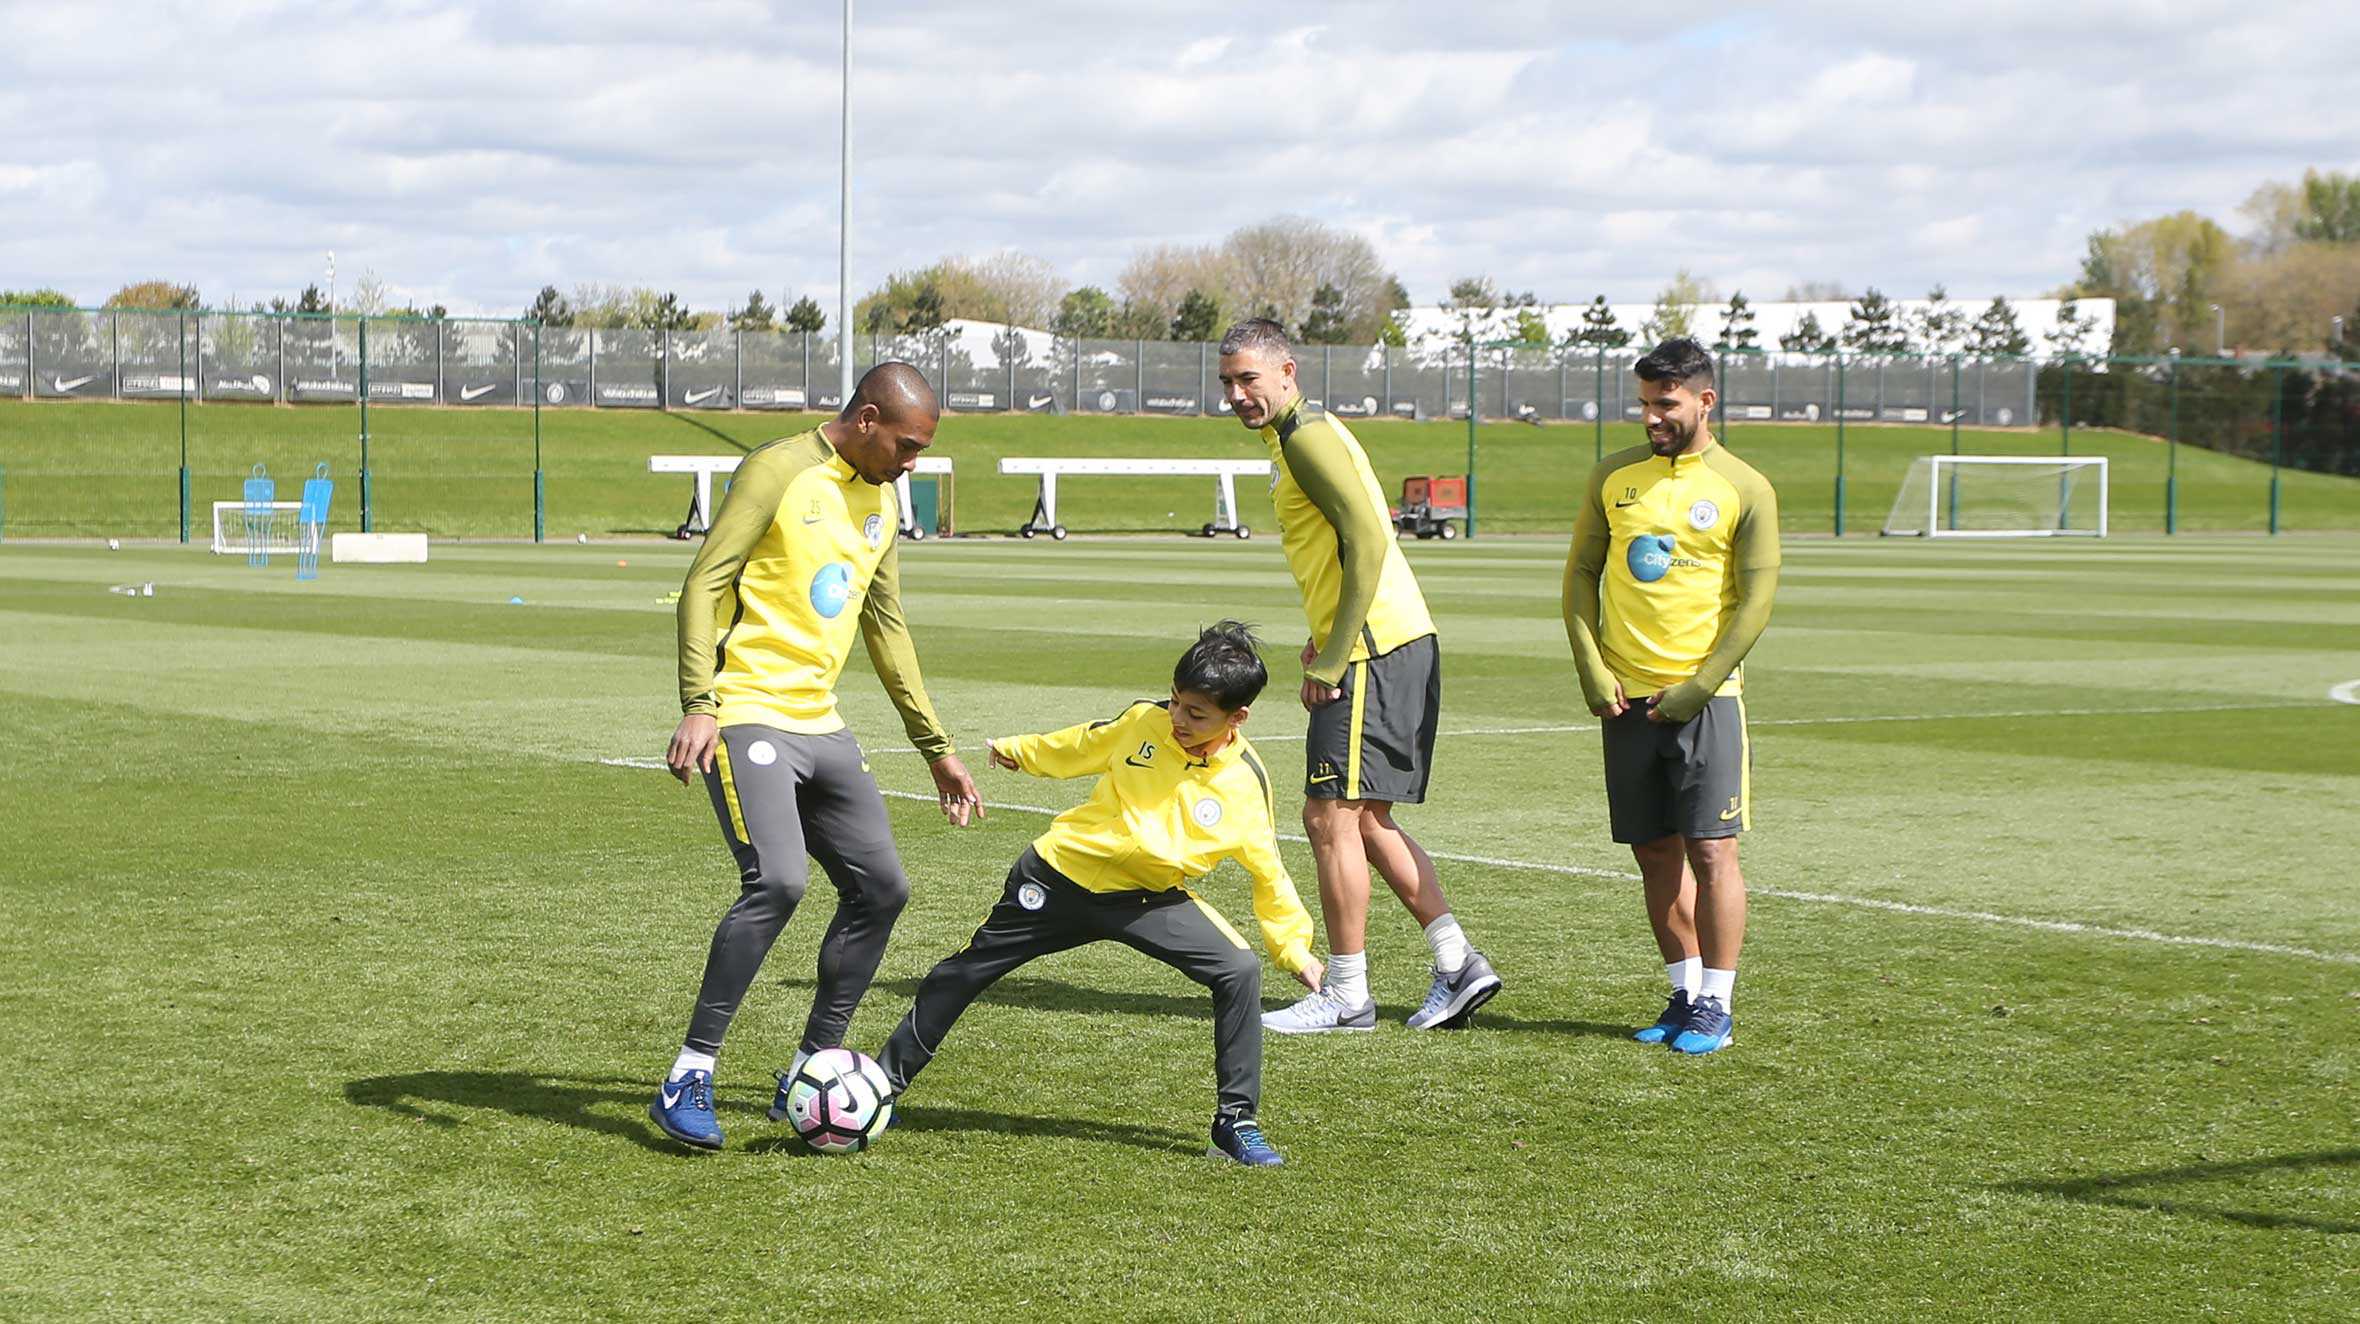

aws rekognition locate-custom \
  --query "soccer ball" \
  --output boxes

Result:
[782,1048,895,1154]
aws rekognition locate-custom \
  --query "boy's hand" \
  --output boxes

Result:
[986,739,1021,772]
[1294,957,1324,991]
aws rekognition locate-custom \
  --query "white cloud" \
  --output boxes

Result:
[0,1,2354,316]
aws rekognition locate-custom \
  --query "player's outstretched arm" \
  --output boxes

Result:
[991,702,1153,780]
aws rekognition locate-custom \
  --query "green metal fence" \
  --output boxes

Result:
[1,304,2352,540]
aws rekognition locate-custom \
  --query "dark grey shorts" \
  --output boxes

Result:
[1304,633,1440,804]
[1600,694,1751,844]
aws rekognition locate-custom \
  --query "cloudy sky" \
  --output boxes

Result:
[5,0,2356,318]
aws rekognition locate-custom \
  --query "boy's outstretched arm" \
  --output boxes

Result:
[989,700,1157,780]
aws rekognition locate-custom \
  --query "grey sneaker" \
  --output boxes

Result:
[1262,985,1377,1034]
[1404,950,1502,1030]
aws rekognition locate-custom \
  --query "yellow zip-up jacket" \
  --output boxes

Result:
[1260,397,1437,685]
[1562,441,1780,722]
[676,428,952,759]
[995,701,1316,977]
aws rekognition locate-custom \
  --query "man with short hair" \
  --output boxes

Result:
[1562,337,1780,1055]
[651,361,982,1150]
[1216,318,1502,1034]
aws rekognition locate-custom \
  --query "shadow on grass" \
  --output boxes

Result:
[344,1070,771,1158]
[662,411,757,453]
[778,973,1632,1040]
[2003,1149,2360,1234]
[743,1105,1197,1158]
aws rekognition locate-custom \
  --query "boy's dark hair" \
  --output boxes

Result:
[1174,620,1268,710]
[1633,337,1716,388]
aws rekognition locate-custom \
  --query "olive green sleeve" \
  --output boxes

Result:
[1282,421,1391,686]
[677,450,794,716]
[858,534,955,761]
[1561,458,1619,711]
[1653,463,1781,722]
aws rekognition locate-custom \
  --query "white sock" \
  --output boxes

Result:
[1668,957,1703,997]
[1423,914,1470,974]
[1700,967,1735,1007]
[1325,950,1369,1005]
[668,1047,716,1081]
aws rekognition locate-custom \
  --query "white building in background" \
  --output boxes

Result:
[1396,297,2116,357]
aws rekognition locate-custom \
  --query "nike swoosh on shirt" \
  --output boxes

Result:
[458,383,498,401]
[1124,755,1155,768]
[1613,499,1638,508]
[684,386,724,405]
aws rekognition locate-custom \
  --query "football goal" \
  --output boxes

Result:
[1882,455,2108,538]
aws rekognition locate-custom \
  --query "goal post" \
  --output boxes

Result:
[1882,455,2109,538]
[212,501,305,556]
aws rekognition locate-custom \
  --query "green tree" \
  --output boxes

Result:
[1913,284,1965,354]
[1111,300,1165,339]
[2046,298,2098,356]
[2294,169,2360,244]
[900,284,945,335]
[1779,310,1836,353]
[1356,276,1412,345]
[1841,287,1910,353]
[1170,288,1220,342]
[1297,283,1349,343]
[1564,295,1631,350]
[1967,297,2030,357]
[525,285,572,327]
[1640,268,1713,343]
[104,280,200,310]
[1509,307,1549,345]
[2076,210,2231,353]
[1712,291,1759,352]
[1054,286,1116,339]
[784,296,826,334]
[730,290,776,332]
[0,288,75,308]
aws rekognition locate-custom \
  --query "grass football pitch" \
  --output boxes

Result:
[2,532,2356,1320]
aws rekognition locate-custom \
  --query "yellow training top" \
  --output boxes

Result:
[995,700,1316,977]
[1260,397,1437,685]
[676,428,952,759]
[1566,441,1781,699]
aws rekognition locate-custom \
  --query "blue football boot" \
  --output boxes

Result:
[648,1069,723,1150]
[765,1049,813,1123]
[1209,1113,1285,1167]
[1634,989,1692,1045]
[1670,995,1735,1055]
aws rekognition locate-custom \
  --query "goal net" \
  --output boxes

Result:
[1882,455,2109,538]
[212,501,307,557]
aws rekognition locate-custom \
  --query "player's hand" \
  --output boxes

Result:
[1301,675,1344,710]
[930,755,984,826]
[666,714,719,785]
[985,740,1021,772]
[1591,681,1628,719]
[1649,681,1706,724]
[1295,956,1325,991]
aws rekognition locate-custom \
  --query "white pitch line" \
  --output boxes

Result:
[2332,679,2360,706]
[863,788,2357,966]
[1248,699,2326,743]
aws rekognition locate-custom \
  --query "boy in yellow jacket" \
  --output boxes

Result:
[876,622,1319,1165]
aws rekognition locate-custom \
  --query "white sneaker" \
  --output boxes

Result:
[1404,950,1503,1030]
[1261,986,1377,1034]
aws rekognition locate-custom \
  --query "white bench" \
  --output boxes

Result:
[648,454,953,539]
[997,457,1272,541]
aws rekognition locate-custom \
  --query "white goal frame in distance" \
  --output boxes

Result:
[1889,455,2109,538]
[211,500,308,555]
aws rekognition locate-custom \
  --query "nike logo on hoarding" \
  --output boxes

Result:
[52,374,95,392]
[684,386,724,405]
[459,384,498,401]
[1027,393,1054,409]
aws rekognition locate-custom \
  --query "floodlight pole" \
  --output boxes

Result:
[837,0,853,410]
[2164,349,2179,535]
